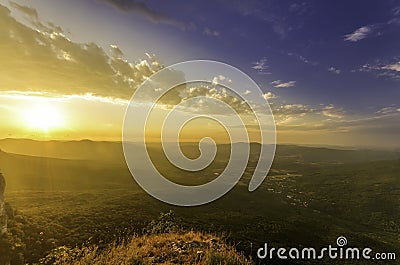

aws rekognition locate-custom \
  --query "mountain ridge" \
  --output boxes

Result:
[1,138,398,164]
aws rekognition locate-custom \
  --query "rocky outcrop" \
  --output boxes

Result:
[0,172,6,234]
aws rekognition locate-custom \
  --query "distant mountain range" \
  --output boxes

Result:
[0,138,125,162]
[0,138,398,163]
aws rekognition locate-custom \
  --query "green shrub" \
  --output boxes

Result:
[145,210,179,234]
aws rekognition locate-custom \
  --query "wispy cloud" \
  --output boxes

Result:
[375,106,400,115]
[357,59,400,80]
[252,57,269,74]
[97,0,187,30]
[242,90,251,95]
[393,6,400,16]
[256,99,399,147]
[203,27,220,37]
[288,2,310,15]
[274,104,314,114]
[9,1,63,33]
[322,105,345,119]
[0,91,130,106]
[382,61,400,72]
[270,103,350,129]
[221,0,293,39]
[343,10,400,42]
[287,52,318,66]
[271,104,316,125]
[271,80,296,88]
[10,1,39,20]
[328,66,341,74]
[344,26,373,42]
[179,85,251,115]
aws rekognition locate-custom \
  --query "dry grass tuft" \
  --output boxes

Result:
[44,231,253,265]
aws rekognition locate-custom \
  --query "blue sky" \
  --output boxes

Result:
[10,0,399,109]
[0,0,399,147]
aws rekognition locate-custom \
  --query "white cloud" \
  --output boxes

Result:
[211,75,228,85]
[252,57,269,74]
[57,50,74,61]
[344,26,372,42]
[180,85,251,115]
[110,44,123,58]
[0,90,131,106]
[274,104,315,115]
[375,106,400,115]
[242,90,251,95]
[382,61,400,72]
[263,92,277,99]
[322,105,345,119]
[328,66,341,74]
[203,27,220,37]
[271,104,316,125]
[63,93,129,105]
[271,80,296,88]
[212,77,219,86]
[357,60,400,80]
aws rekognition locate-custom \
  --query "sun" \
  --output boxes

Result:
[23,103,64,131]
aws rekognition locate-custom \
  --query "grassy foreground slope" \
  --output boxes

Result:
[43,231,252,265]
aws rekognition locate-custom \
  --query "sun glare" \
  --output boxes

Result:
[23,103,64,131]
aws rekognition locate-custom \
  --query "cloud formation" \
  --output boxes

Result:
[322,105,345,119]
[382,61,400,72]
[270,104,316,126]
[221,0,311,39]
[274,104,315,115]
[357,59,400,80]
[344,26,372,42]
[178,84,251,115]
[287,52,318,66]
[252,57,269,74]
[375,106,400,115]
[10,1,39,20]
[97,0,187,30]
[1,3,271,117]
[0,4,163,99]
[263,92,277,100]
[203,28,220,37]
[9,1,64,33]
[271,80,296,88]
[328,66,341,74]
[343,12,400,43]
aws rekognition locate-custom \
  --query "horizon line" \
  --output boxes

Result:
[0,137,398,150]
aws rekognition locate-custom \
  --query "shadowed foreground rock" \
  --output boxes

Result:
[0,172,6,235]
